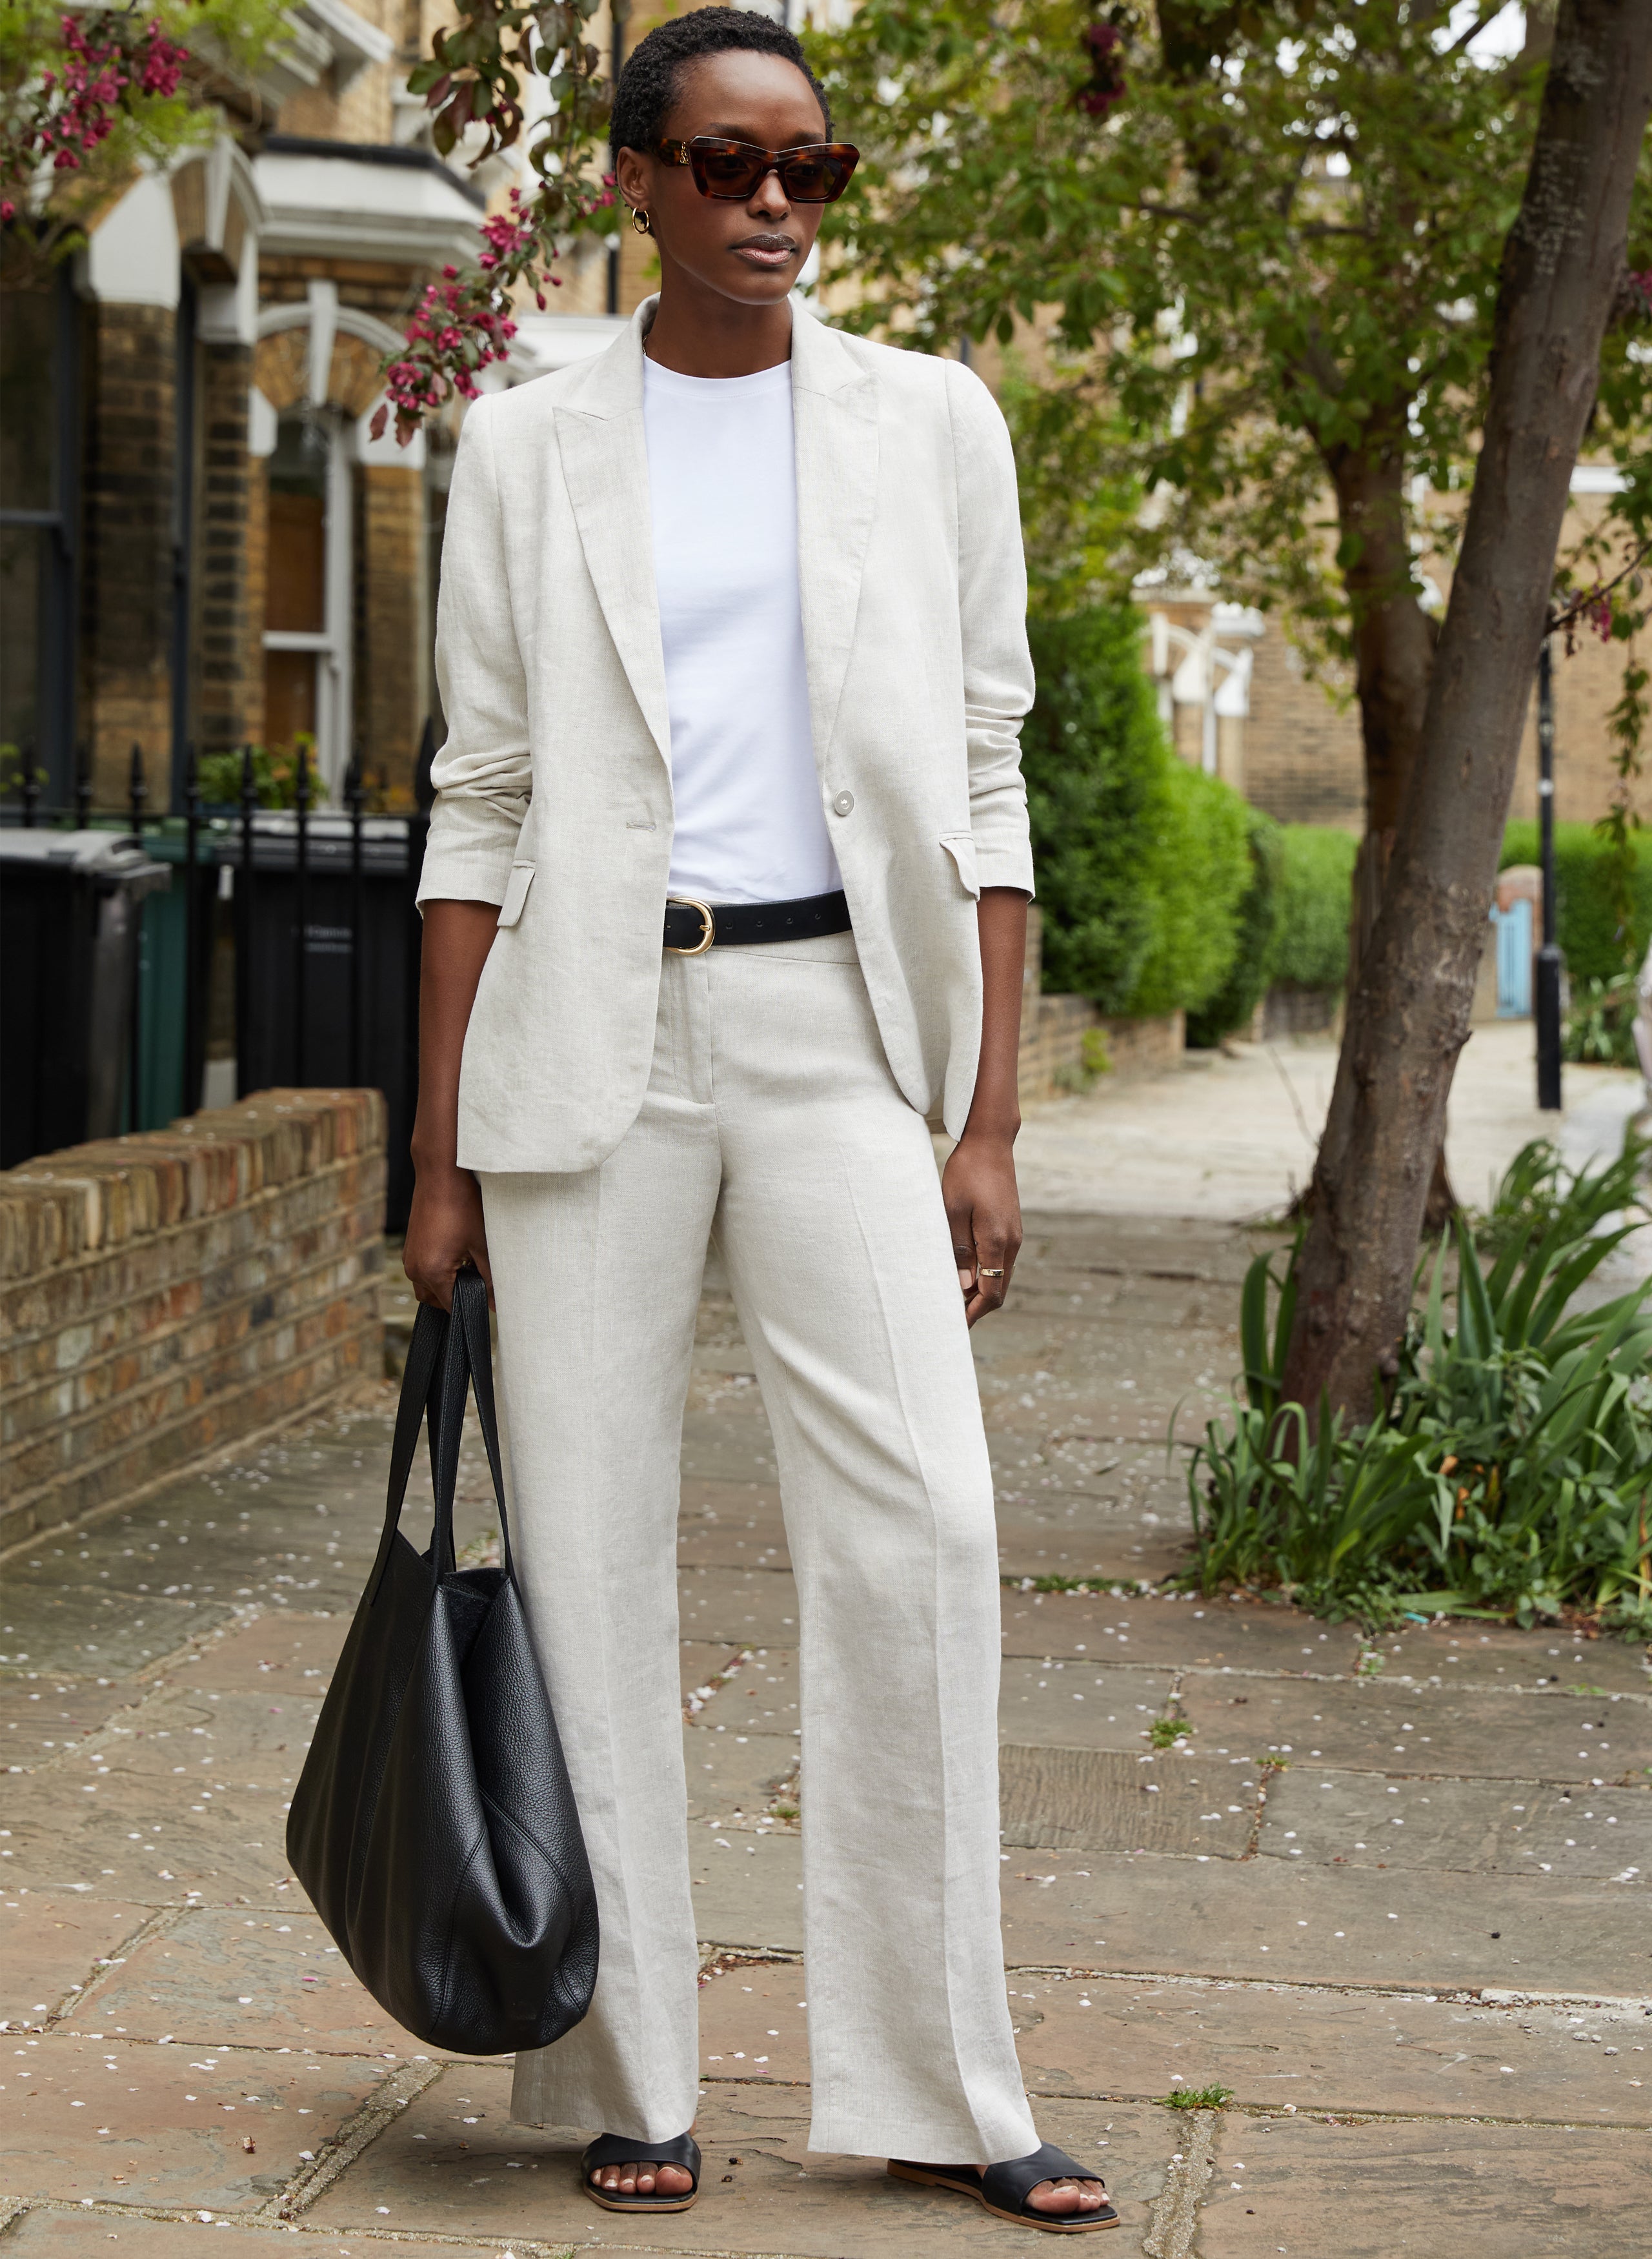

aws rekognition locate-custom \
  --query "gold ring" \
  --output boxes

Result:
[978,1267,1005,1279]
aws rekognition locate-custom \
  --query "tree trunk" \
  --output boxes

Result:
[1313,427,1459,1227]
[1280,0,1652,1421]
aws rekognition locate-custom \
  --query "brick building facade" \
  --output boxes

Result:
[1,1,485,816]
[4,0,1637,838]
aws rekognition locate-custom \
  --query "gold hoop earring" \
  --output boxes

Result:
[630,206,652,237]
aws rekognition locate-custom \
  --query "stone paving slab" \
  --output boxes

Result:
[1367,1621,1652,1696]
[677,1482,789,1571]
[1259,1770,1652,1879]
[0,2212,527,2258]
[0,2036,391,2213]
[0,1588,228,1679]
[1,1896,150,2027]
[1002,1971,1652,2122]
[154,1616,343,1697]
[1194,2114,1650,2256]
[678,1640,743,1707]
[305,2069,1168,2254]
[675,1568,799,1648]
[992,1848,1648,1994]
[995,1507,1191,1585]
[1176,1677,1652,1783]
[83,1688,322,1776]
[1000,1744,1260,1858]
[698,1961,809,2085]
[1,1678,104,1768]
[1211,1690,1652,1789]
[1,1768,296,1904]
[1001,1593,1363,1676]
[685,1727,797,1826]
[77,1909,410,2057]
[998,1659,1177,1743]
[709,1647,800,1731]
[690,1828,804,1952]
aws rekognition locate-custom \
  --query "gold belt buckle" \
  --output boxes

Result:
[665,897,716,955]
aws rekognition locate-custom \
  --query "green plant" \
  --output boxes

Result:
[1271,827,1358,994]
[0,740,46,798]
[1502,822,1652,983]
[1564,972,1640,1068]
[1184,1142,1652,1628]
[1148,1716,1191,1749]
[1187,807,1284,1046]
[1162,2086,1233,2112]
[1022,607,1170,1012]
[197,744,308,811]
[1475,1136,1648,1262]
[1125,759,1252,1019]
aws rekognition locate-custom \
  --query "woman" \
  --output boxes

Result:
[403,6,1115,2234]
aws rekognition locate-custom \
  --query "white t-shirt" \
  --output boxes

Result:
[642,355,842,906]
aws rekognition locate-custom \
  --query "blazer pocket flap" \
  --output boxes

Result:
[940,832,981,898]
[498,864,536,929]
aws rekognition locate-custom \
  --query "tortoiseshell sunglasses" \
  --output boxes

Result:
[655,136,860,203]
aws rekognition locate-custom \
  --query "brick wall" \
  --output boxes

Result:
[81,303,177,805]
[0,1091,385,1554]
[359,465,427,795]
[198,340,257,755]
[1016,907,1185,1102]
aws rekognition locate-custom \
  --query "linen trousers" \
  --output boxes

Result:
[480,931,1038,2164]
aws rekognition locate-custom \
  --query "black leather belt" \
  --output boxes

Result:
[663,889,852,955]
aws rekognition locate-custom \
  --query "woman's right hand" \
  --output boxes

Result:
[403,1166,494,1311]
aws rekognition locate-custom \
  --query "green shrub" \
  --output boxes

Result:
[1270,825,1357,991]
[1500,822,1652,981]
[1023,607,1251,1017]
[1127,758,1253,1017]
[1184,1140,1652,1632]
[197,743,307,810]
[1187,807,1285,1046]
[1022,609,1167,1011]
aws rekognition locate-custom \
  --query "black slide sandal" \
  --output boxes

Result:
[889,2142,1120,2233]
[581,2130,701,2213]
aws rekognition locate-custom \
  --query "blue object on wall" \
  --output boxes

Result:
[1491,897,1533,1018]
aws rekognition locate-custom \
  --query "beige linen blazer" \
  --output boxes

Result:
[418,295,1036,1174]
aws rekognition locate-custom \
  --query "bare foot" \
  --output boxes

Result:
[589,2158,695,2200]
[905,2165,1109,2218]
[1024,2174,1108,2216]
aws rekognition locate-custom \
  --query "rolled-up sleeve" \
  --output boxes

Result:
[416,396,532,909]
[945,359,1035,898]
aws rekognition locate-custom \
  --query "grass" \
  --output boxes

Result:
[1180,1139,1652,1632]
[1161,2085,1234,2111]
[1149,1715,1192,1748]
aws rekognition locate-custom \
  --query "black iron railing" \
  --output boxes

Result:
[3,736,428,1226]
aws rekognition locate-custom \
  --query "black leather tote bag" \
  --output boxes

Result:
[287,1265,598,2054]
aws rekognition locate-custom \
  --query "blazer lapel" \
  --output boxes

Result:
[791,304,879,765]
[554,308,672,768]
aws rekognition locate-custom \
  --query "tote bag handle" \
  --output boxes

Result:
[368,1264,514,1603]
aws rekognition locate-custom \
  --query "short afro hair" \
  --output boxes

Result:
[609,6,832,165]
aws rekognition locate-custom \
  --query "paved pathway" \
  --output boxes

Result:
[3,1212,1649,2256]
[1012,1022,1645,1221]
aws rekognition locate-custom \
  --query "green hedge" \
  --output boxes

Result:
[1187,807,1285,1046]
[1129,758,1254,1017]
[1499,822,1652,982]
[1022,608,1253,1017]
[1271,824,1357,991]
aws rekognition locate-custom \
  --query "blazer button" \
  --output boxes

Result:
[831,791,854,816]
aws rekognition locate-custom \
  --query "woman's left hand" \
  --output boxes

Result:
[942,1131,1023,1327]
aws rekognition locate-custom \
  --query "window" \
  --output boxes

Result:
[262,409,351,794]
[0,257,78,800]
